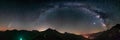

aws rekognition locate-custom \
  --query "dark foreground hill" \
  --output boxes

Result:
[0,28,87,40]
[89,24,120,40]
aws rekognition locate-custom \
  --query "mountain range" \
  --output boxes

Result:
[0,24,120,40]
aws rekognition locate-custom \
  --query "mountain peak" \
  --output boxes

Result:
[43,28,60,34]
[45,28,54,31]
[45,28,56,32]
[110,24,120,30]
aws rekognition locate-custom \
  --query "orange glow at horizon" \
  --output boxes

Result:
[0,25,103,35]
[0,26,14,31]
[36,26,50,31]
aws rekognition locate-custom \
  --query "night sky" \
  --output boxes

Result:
[0,0,120,34]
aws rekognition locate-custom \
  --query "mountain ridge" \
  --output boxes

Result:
[0,24,120,40]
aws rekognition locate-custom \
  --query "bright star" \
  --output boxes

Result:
[96,15,100,18]
[93,22,96,24]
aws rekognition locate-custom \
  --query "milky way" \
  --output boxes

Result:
[0,0,120,34]
[33,2,109,34]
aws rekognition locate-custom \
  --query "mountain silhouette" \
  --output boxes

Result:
[92,24,120,40]
[0,28,87,40]
[0,24,120,40]
[33,28,87,40]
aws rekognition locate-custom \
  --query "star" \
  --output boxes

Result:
[93,22,96,25]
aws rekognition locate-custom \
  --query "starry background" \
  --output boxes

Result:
[0,0,120,34]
